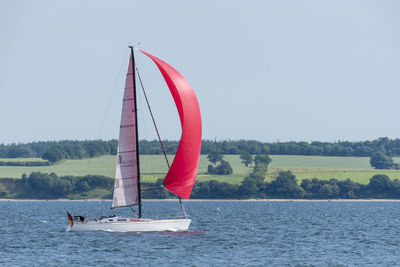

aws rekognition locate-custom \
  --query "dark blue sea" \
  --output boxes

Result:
[1,200,400,266]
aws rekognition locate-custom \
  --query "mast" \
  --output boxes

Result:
[129,46,142,218]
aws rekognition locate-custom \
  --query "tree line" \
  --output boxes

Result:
[0,140,117,163]
[0,172,114,199]
[188,173,400,199]
[2,171,400,200]
[2,137,400,162]
[201,137,400,157]
[0,161,50,166]
[141,137,400,157]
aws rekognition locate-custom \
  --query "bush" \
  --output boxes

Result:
[370,152,397,169]
[207,160,233,175]
[267,171,304,198]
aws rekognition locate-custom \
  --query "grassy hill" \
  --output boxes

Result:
[1,155,400,185]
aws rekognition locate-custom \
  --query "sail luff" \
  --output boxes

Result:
[131,48,142,218]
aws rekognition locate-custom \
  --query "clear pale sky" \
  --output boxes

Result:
[0,0,399,144]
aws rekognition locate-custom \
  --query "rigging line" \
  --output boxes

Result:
[178,197,188,219]
[97,48,130,139]
[129,206,137,216]
[162,186,189,219]
[136,78,155,178]
[136,67,171,169]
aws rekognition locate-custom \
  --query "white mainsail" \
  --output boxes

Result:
[112,55,139,209]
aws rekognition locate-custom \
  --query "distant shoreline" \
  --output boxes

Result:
[1,198,400,202]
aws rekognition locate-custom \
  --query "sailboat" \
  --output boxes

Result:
[67,47,202,232]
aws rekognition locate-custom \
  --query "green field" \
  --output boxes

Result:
[1,155,400,185]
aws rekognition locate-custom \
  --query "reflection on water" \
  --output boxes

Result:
[1,200,400,265]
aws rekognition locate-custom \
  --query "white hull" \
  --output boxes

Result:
[68,217,191,232]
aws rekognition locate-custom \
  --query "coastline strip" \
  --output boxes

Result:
[1,198,400,202]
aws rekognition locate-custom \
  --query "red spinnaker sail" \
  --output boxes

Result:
[140,50,202,199]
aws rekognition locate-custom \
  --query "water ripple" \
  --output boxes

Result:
[1,201,400,266]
